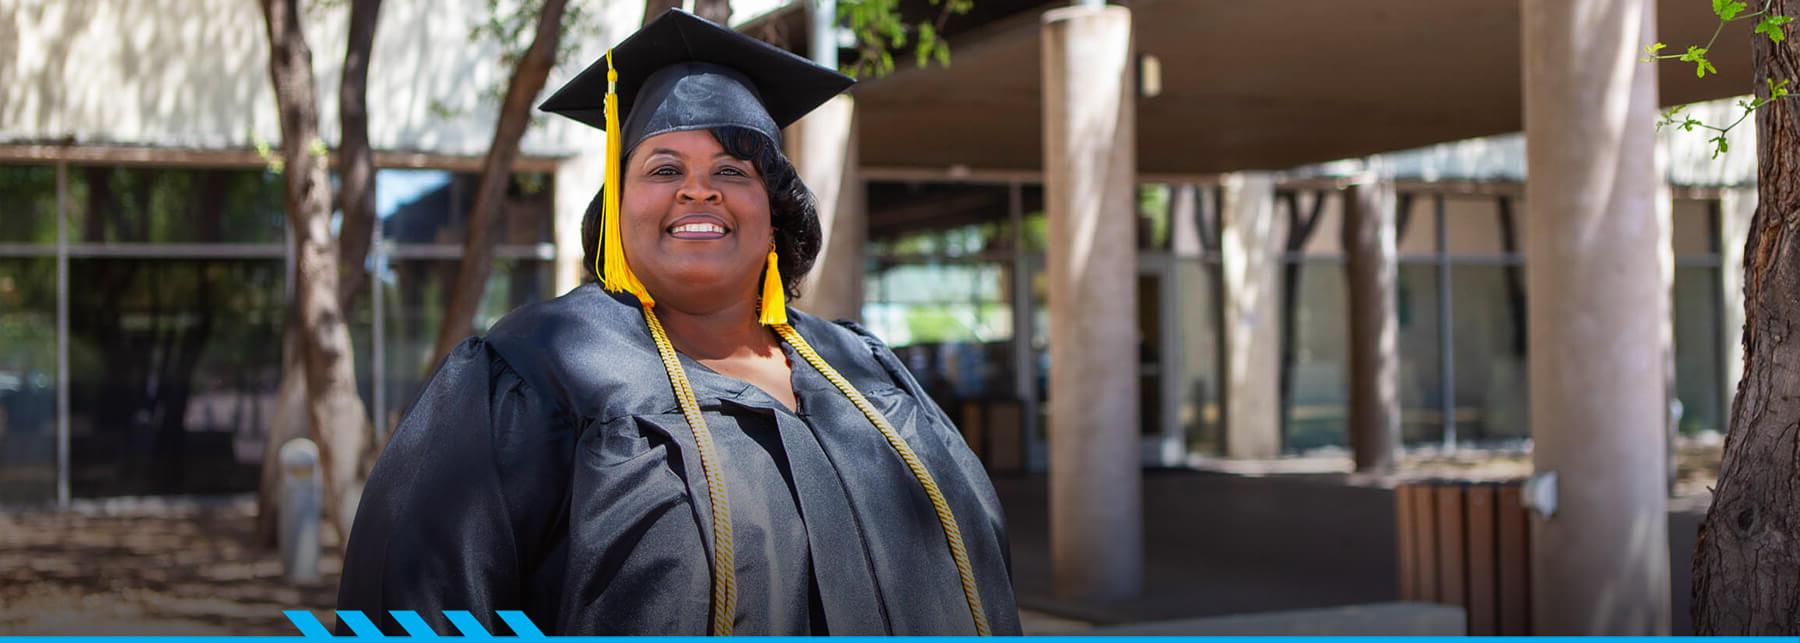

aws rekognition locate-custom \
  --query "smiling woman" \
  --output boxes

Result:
[335,9,1019,637]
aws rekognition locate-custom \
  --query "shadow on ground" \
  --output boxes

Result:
[0,498,337,635]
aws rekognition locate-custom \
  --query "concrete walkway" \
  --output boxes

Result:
[996,469,1711,635]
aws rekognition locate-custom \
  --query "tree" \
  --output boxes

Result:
[256,0,377,546]
[1691,0,1800,632]
[428,0,574,366]
[254,0,385,549]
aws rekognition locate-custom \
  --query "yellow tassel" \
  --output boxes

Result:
[600,48,654,307]
[759,246,787,326]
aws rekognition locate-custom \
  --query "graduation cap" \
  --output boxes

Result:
[540,8,854,319]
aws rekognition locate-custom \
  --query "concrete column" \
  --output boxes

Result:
[791,95,866,322]
[1521,0,1670,633]
[1042,3,1141,600]
[1344,177,1399,472]
[1720,187,1755,430]
[1220,173,1283,459]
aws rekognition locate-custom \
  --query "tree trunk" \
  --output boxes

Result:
[255,317,310,548]
[428,0,569,368]
[259,0,374,550]
[258,0,383,547]
[1693,3,1800,631]
[336,0,383,310]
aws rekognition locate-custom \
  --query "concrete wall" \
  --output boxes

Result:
[0,0,650,157]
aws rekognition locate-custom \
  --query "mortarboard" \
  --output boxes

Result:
[540,9,854,321]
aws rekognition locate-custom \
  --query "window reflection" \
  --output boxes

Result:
[0,258,58,503]
[378,259,551,429]
[66,166,286,244]
[66,259,284,497]
[0,165,59,244]
[378,170,554,245]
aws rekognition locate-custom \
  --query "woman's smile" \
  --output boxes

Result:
[667,213,732,240]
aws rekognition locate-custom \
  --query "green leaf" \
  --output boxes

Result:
[1717,0,1749,21]
[1756,15,1794,42]
[1711,135,1730,159]
[1681,46,1717,77]
[1645,41,1668,54]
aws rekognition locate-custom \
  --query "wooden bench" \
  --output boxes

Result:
[1395,480,1532,635]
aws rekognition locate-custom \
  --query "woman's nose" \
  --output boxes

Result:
[676,175,722,204]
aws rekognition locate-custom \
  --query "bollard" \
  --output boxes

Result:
[278,438,322,583]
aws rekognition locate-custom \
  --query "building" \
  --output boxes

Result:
[0,0,1760,631]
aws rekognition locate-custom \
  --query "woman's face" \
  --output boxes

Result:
[621,129,773,311]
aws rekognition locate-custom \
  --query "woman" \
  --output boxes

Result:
[335,9,1020,636]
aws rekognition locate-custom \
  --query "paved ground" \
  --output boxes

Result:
[0,500,340,635]
[0,445,1721,635]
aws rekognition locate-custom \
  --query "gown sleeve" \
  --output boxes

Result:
[335,338,575,636]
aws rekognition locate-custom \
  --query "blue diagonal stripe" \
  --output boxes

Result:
[336,610,383,638]
[496,611,544,639]
[444,610,493,638]
[389,610,439,638]
[284,610,332,638]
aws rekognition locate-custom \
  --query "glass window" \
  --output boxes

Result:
[66,258,285,498]
[1138,184,1171,251]
[1396,263,1444,445]
[380,259,553,428]
[1284,260,1348,451]
[379,170,555,245]
[1448,265,1530,442]
[66,167,285,244]
[1674,266,1724,434]
[0,258,59,504]
[1176,258,1223,456]
[0,164,59,244]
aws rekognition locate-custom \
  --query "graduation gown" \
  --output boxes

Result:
[335,283,1021,635]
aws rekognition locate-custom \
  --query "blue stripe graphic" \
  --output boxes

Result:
[442,611,492,638]
[495,612,544,639]
[386,611,438,638]
[281,611,330,639]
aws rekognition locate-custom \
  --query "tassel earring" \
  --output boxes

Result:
[759,244,787,326]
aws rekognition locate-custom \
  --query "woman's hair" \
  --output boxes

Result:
[581,125,822,298]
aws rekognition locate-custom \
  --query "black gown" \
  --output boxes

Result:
[335,284,1021,635]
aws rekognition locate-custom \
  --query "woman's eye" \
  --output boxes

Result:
[716,166,746,177]
[650,166,680,176]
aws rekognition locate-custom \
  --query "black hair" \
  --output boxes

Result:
[581,125,822,299]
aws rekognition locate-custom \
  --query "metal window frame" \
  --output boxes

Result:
[6,156,565,506]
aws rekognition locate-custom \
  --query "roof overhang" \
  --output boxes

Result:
[852,0,1756,175]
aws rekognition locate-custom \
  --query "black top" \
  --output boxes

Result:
[335,284,1021,635]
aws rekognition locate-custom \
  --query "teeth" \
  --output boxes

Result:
[671,223,726,234]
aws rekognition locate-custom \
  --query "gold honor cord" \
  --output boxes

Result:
[771,323,991,636]
[638,307,990,636]
[643,306,738,635]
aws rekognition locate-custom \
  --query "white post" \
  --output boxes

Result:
[279,438,323,584]
[1521,0,1671,632]
[1220,173,1284,459]
[1042,2,1141,600]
